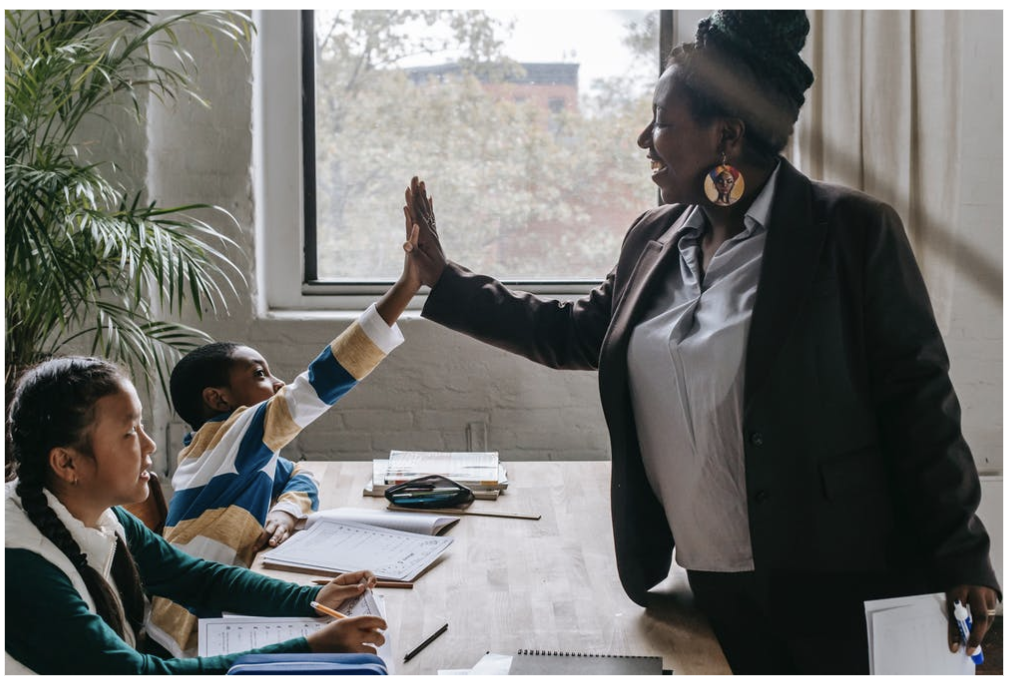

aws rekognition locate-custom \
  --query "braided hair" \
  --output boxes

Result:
[8,357,146,642]
[668,10,815,156]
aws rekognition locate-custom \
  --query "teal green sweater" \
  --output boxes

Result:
[6,508,319,674]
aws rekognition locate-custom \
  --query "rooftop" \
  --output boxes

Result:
[405,62,579,87]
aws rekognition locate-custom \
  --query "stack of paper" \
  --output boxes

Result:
[261,519,453,581]
[864,593,976,675]
[363,451,509,500]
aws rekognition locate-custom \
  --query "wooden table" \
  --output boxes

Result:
[251,461,731,675]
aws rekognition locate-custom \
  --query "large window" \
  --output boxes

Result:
[305,10,665,287]
[255,11,672,309]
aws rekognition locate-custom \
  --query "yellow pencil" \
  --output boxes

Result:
[312,579,414,589]
[310,600,348,620]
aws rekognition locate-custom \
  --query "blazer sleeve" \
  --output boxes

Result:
[421,262,615,370]
[861,203,999,595]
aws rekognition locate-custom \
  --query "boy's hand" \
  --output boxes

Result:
[315,570,377,606]
[258,510,298,549]
[400,210,423,292]
[306,614,387,654]
[377,187,429,325]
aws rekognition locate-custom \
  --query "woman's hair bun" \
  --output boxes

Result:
[696,10,814,110]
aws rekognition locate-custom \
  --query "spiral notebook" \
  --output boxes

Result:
[508,649,665,675]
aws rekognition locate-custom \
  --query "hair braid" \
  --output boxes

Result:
[16,479,132,639]
[111,533,147,639]
[16,481,89,568]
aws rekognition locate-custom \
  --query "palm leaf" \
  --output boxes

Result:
[5,9,255,404]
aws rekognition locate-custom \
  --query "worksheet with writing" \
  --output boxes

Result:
[199,615,326,657]
[198,592,394,672]
[261,519,452,581]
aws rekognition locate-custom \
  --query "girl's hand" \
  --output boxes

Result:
[403,176,447,287]
[314,570,377,606]
[306,614,387,654]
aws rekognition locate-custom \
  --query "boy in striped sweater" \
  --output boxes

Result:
[150,221,424,655]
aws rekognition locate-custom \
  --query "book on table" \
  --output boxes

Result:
[261,517,453,581]
[298,506,460,535]
[363,451,509,499]
[508,649,665,675]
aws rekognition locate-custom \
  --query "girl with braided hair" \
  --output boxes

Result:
[5,357,386,674]
[402,9,998,674]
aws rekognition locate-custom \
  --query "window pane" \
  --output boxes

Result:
[312,10,658,282]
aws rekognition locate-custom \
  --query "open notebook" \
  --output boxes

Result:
[262,518,453,581]
[300,507,459,536]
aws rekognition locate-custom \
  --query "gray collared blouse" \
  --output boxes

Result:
[627,163,780,572]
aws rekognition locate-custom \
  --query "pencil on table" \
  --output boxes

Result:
[312,579,414,589]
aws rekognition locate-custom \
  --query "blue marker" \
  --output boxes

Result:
[953,600,984,665]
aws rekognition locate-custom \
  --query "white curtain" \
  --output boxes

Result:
[793,10,964,330]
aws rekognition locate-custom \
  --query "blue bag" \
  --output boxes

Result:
[226,653,388,675]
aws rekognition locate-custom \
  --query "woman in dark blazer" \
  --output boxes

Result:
[401,10,999,674]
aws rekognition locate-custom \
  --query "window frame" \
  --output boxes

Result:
[255,10,672,312]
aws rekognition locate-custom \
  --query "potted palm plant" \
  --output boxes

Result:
[5,10,253,436]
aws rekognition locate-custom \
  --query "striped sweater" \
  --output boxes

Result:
[151,304,403,655]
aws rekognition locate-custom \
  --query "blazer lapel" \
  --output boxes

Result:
[744,159,828,412]
[605,207,693,353]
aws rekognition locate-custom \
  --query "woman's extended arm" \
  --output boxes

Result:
[402,176,613,370]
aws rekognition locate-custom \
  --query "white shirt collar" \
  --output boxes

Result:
[743,159,781,236]
[43,488,121,580]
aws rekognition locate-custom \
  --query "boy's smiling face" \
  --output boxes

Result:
[217,345,285,411]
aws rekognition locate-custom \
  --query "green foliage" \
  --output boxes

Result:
[5,10,253,398]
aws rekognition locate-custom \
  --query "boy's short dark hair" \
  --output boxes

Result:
[170,342,241,430]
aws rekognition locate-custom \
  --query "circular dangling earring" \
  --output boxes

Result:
[703,152,744,207]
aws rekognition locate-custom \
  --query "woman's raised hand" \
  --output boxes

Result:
[305,614,387,654]
[402,176,447,288]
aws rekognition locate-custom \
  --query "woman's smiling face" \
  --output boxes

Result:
[637,65,721,205]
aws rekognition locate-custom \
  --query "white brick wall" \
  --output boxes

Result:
[236,316,610,463]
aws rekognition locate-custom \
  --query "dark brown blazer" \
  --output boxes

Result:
[422,159,998,607]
